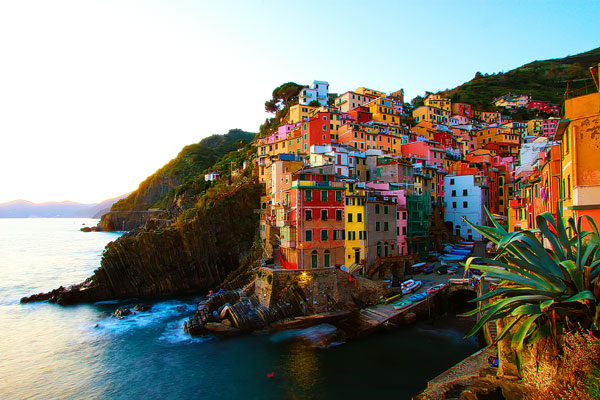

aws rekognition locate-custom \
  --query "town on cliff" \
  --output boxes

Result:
[22,54,600,399]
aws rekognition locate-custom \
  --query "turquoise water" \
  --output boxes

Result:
[0,219,479,399]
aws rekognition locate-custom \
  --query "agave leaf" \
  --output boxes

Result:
[536,213,567,261]
[469,288,559,303]
[465,295,550,338]
[468,264,558,292]
[556,211,574,260]
[526,323,551,346]
[464,258,557,291]
[512,304,542,316]
[580,240,599,271]
[562,290,596,303]
[495,315,524,343]
[561,260,584,292]
[502,254,567,290]
[541,299,554,312]
[511,314,543,373]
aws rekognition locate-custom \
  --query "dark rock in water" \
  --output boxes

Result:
[114,308,131,318]
[133,304,152,312]
[175,305,187,313]
[403,312,417,325]
[80,226,101,232]
[21,184,263,305]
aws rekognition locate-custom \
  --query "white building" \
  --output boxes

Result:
[299,80,329,106]
[309,144,366,177]
[204,172,220,181]
[444,174,489,241]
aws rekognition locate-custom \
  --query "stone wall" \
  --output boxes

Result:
[255,266,387,313]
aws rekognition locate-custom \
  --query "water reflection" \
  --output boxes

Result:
[285,341,320,398]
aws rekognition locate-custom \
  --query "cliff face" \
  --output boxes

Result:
[23,184,264,305]
[99,210,167,231]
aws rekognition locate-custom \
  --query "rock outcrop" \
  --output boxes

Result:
[99,210,168,231]
[22,183,264,305]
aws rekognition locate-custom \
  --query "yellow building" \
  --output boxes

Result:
[412,121,437,140]
[555,63,600,229]
[365,97,401,125]
[334,91,374,112]
[286,104,318,124]
[412,105,450,125]
[424,93,451,112]
[355,87,386,98]
[526,119,545,136]
[345,184,367,272]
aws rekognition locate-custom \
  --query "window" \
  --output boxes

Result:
[463,201,468,208]
[348,213,353,222]
[305,230,312,242]
[321,209,328,221]
[305,210,312,221]
[402,212,407,220]
[375,204,380,214]
[452,202,457,209]
[357,213,362,222]
[336,209,342,221]
[384,222,389,231]
[376,222,381,231]
[402,226,407,235]
[321,191,328,201]
[463,189,468,196]
[384,206,389,214]
[452,190,456,197]
[321,229,328,241]
[305,190,312,201]
[335,191,342,201]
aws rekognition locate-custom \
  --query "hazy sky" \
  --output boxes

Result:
[1,0,598,204]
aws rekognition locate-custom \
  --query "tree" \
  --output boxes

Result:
[462,209,600,373]
[264,82,305,113]
[308,100,320,107]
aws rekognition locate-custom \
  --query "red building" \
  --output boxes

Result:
[279,169,346,269]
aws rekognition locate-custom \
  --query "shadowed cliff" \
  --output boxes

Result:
[22,183,263,305]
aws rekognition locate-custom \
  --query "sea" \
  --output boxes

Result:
[0,218,479,400]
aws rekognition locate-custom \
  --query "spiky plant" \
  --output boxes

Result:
[461,209,600,371]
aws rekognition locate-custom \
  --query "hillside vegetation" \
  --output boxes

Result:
[438,47,600,110]
[110,129,255,212]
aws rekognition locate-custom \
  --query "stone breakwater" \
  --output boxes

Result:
[21,184,264,305]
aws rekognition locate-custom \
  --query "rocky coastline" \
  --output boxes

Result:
[21,183,264,305]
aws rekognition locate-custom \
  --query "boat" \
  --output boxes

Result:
[447,266,459,274]
[411,262,428,273]
[383,292,404,304]
[408,293,428,302]
[436,265,448,275]
[426,283,448,294]
[393,300,413,310]
[424,266,434,274]
[401,279,422,294]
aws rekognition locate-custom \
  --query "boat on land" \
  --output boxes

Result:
[408,293,428,302]
[426,283,448,294]
[392,299,413,311]
[401,280,422,295]
[411,262,428,273]
[447,266,459,274]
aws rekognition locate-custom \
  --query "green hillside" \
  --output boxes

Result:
[110,129,255,211]
[439,46,600,110]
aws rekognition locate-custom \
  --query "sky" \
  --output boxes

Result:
[1,0,599,204]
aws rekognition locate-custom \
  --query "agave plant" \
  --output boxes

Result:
[461,208,600,371]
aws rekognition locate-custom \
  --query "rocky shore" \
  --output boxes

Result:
[21,184,264,305]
